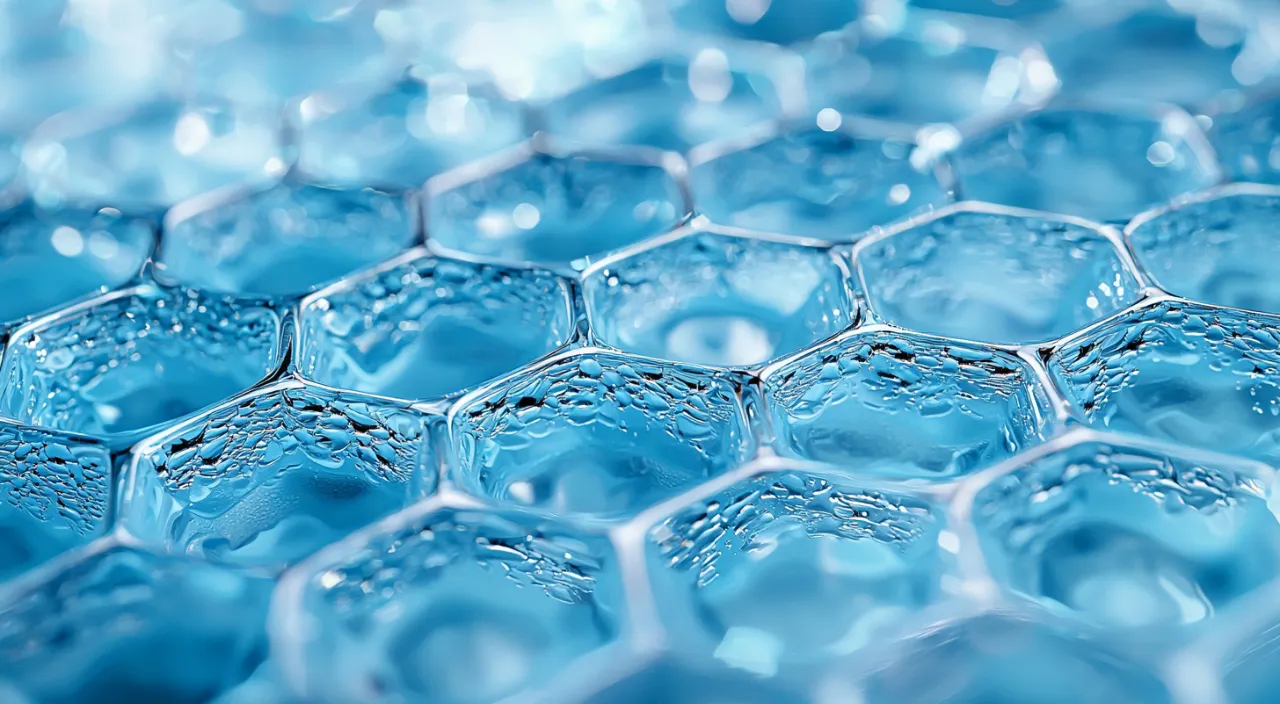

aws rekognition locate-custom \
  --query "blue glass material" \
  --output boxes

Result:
[276,504,626,704]
[764,330,1052,479]
[0,203,152,323]
[121,379,433,570]
[450,350,752,521]
[646,463,950,673]
[0,421,110,582]
[908,0,1065,19]
[1127,187,1280,313]
[574,659,811,703]
[23,99,284,212]
[0,286,282,447]
[663,0,856,45]
[1223,608,1280,704]
[537,46,794,153]
[951,107,1220,222]
[860,614,1173,703]
[804,21,1057,126]
[295,75,528,189]
[582,225,853,367]
[1049,300,1280,464]
[299,250,574,400]
[690,123,950,240]
[975,439,1280,631]
[1210,96,1280,184]
[427,145,687,266]
[0,544,272,704]
[160,181,418,297]
[856,205,1141,344]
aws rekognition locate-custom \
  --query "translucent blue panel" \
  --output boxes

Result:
[857,205,1141,344]
[0,286,282,447]
[1127,187,1280,313]
[1223,610,1280,704]
[275,504,626,704]
[1210,96,1280,184]
[23,99,284,212]
[647,464,951,673]
[765,330,1052,479]
[583,226,853,367]
[160,181,417,297]
[298,251,574,400]
[974,440,1280,631]
[0,421,110,582]
[860,614,1173,703]
[951,107,1220,222]
[0,544,272,704]
[690,123,950,240]
[427,147,687,265]
[576,659,812,703]
[121,380,433,570]
[296,75,528,189]
[662,0,857,45]
[0,203,152,323]
[909,0,1066,19]
[1049,300,1280,464]
[537,47,793,153]
[450,350,752,521]
[1046,9,1255,108]
[804,22,1056,126]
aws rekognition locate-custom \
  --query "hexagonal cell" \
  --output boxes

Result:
[647,463,951,674]
[0,543,272,704]
[803,20,1057,126]
[1048,300,1280,465]
[661,0,857,45]
[0,421,110,582]
[160,180,418,297]
[0,286,282,447]
[274,503,627,704]
[950,106,1220,223]
[22,99,284,212]
[121,379,434,570]
[1045,8,1258,108]
[856,204,1142,345]
[1210,96,1280,184]
[426,144,688,266]
[689,122,950,240]
[299,250,575,401]
[859,613,1173,703]
[973,439,1280,632]
[295,74,528,189]
[765,330,1052,480]
[0,203,152,324]
[569,658,813,703]
[450,350,752,521]
[1127,186,1280,313]
[536,44,798,153]
[583,226,853,367]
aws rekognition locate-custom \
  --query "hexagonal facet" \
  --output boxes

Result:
[0,421,110,582]
[860,614,1172,703]
[538,48,792,153]
[663,0,856,45]
[951,108,1218,222]
[427,148,687,265]
[857,207,1141,344]
[160,181,417,297]
[1211,97,1280,184]
[0,287,282,445]
[296,76,528,189]
[122,380,432,570]
[974,440,1280,631]
[1046,9,1254,108]
[766,331,1051,480]
[277,505,626,704]
[583,229,853,367]
[1128,189,1280,313]
[22,99,283,212]
[451,351,752,521]
[804,23,1055,126]
[299,252,574,400]
[1049,301,1280,464]
[0,545,272,704]
[647,466,949,673]
[0,203,151,323]
[574,659,811,703]
[690,125,949,240]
